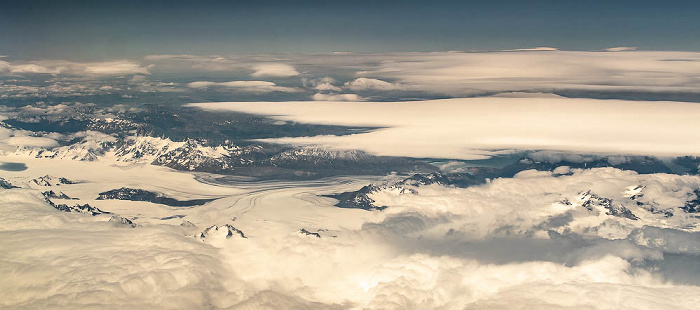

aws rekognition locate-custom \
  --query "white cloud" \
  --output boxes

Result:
[0,60,10,73]
[505,47,560,51]
[606,47,638,52]
[314,82,342,92]
[187,80,300,93]
[311,93,363,101]
[5,136,59,148]
[344,50,700,96]
[0,60,150,76]
[302,77,343,92]
[191,95,700,160]
[82,61,151,75]
[9,64,60,74]
[251,63,299,77]
[343,78,406,91]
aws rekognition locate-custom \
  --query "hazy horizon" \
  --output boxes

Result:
[3,0,700,60]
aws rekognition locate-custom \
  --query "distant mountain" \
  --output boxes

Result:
[673,156,700,175]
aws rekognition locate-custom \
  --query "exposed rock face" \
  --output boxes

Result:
[45,197,109,216]
[42,190,76,200]
[299,228,321,238]
[324,184,386,211]
[324,172,481,211]
[683,189,700,213]
[579,190,639,220]
[197,224,246,239]
[31,175,77,186]
[0,177,18,189]
[97,187,215,207]
[108,215,137,228]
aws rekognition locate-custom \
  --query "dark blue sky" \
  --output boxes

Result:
[2,0,700,59]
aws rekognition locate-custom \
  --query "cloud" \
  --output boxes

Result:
[190,95,700,159]
[0,60,150,76]
[251,64,299,77]
[505,47,560,51]
[314,82,342,92]
[144,54,252,72]
[9,63,60,74]
[302,77,343,92]
[311,93,363,101]
[82,61,151,75]
[5,136,59,148]
[187,81,300,93]
[343,50,700,96]
[606,47,638,52]
[343,78,406,91]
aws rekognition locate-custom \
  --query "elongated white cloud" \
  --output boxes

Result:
[312,93,363,101]
[0,60,150,76]
[251,63,299,77]
[314,82,342,92]
[342,51,700,96]
[82,61,151,75]
[9,63,61,74]
[187,80,300,93]
[505,47,560,51]
[606,46,638,52]
[6,136,59,148]
[191,95,700,159]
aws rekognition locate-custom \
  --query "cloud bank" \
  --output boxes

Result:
[191,95,700,159]
[355,51,700,96]
[187,81,300,93]
[4,165,699,309]
[312,93,363,101]
[0,60,150,76]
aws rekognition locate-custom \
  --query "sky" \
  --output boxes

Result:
[2,0,700,59]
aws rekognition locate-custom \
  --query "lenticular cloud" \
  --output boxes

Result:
[191,95,700,160]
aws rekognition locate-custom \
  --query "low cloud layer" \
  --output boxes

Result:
[187,81,300,93]
[0,60,150,76]
[4,50,700,102]
[354,50,700,96]
[312,93,363,101]
[191,95,700,159]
